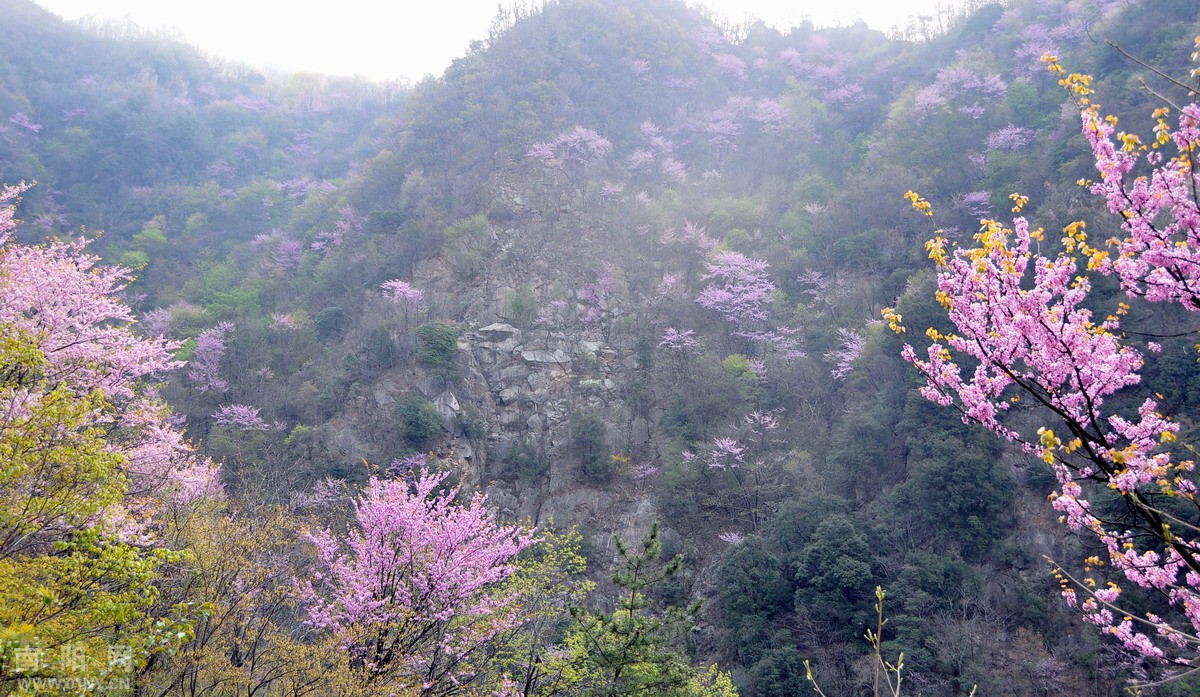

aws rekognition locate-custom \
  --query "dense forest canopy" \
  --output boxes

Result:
[5,0,1200,694]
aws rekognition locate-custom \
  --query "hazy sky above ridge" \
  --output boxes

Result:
[35,0,953,82]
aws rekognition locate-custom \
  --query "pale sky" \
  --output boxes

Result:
[35,0,953,83]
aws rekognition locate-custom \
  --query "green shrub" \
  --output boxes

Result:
[460,408,488,440]
[444,215,489,280]
[416,321,458,368]
[314,306,347,338]
[570,411,611,480]
[505,284,537,329]
[508,437,545,480]
[394,395,442,449]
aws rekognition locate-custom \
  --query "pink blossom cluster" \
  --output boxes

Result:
[381,278,424,307]
[986,124,1037,151]
[959,190,993,217]
[661,220,718,255]
[300,469,536,686]
[526,126,612,166]
[713,53,747,80]
[577,267,615,339]
[659,327,698,351]
[913,65,1005,117]
[707,437,745,470]
[750,98,789,133]
[825,328,865,380]
[188,322,234,393]
[697,251,775,331]
[274,238,304,270]
[898,95,1200,665]
[311,205,364,252]
[212,404,271,431]
[1083,104,1200,309]
[8,112,41,133]
[0,182,221,521]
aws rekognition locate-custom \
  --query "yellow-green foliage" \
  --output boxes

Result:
[0,327,189,686]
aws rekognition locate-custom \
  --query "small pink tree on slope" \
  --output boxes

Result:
[887,50,1200,677]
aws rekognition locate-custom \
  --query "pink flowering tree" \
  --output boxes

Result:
[382,278,424,329]
[0,182,220,513]
[887,59,1200,676]
[527,125,612,191]
[696,250,802,360]
[0,181,221,679]
[212,404,272,431]
[311,205,365,253]
[300,468,536,693]
[913,65,1006,119]
[577,267,615,340]
[382,279,424,307]
[696,251,774,333]
[684,411,787,533]
[188,322,234,394]
[825,328,866,380]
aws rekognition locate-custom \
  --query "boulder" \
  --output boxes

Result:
[433,392,461,429]
[520,348,571,367]
[497,364,531,382]
[478,322,521,342]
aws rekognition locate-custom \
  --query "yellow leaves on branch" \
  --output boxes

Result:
[1118,132,1145,152]
[925,235,948,266]
[1038,427,1060,464]
[904,190,933,217]
[1153,107,1173,148]
[881,307,905,333]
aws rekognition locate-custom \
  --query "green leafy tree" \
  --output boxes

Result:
[563,523,732,696]
[570,412,611,481]
[793,514,876,643]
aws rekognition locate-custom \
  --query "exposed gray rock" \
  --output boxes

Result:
[479,323,521,341]
[631,417,650,446]
[488,488,519,516]
[372,385,396,407]
[520,348,571,367]
[330,425,371,458]
[433,392,460,430]
[498,386,523,404]
[416,377,442,398]
[479,337,521,353]
[527,372,552,393]
[538,488,616,524]
[497,364,531,382]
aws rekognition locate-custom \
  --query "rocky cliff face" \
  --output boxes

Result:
[325,184,669,552]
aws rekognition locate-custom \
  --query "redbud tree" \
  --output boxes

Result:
[885,46,1200,677]
[0,182,221,678]
[300,468,536,694]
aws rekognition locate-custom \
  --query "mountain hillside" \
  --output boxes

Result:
[5,0,1200,694]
